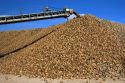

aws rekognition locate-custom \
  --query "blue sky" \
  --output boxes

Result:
[0,0,125,31]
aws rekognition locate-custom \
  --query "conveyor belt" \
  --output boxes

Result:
[0,10,71,24]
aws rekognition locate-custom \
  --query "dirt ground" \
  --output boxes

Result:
[0,74,125,83]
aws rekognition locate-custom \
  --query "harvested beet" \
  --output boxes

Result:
[0,15,125,79]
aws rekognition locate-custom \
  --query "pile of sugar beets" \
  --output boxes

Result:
[0,15,125,80]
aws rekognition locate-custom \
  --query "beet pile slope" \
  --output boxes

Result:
[0,28,56,57]
[0,15,125,79]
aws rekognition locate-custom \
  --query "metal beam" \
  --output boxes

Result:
[0,11,71,25]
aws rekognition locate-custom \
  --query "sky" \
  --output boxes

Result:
[0,0,125,31]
